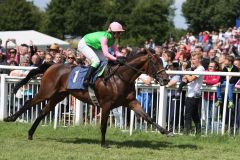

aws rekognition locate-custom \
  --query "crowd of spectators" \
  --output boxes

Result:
[0,38,91,76]
[141,27,240,134]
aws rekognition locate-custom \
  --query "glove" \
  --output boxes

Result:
[116,56,127,65]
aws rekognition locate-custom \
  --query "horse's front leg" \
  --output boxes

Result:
[129,100,173,136]
[100,104,111,147]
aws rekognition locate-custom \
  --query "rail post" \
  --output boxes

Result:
[157,85,168,128]
[0,74,8,121]
[75,99,84,125]
[221,75,230,135]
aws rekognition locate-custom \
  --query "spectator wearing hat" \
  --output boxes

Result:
[48,43,60,57]
[5,39,20,64]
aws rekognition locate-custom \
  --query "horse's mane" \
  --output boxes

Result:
[126,49,147,62]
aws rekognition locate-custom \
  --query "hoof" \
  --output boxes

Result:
[28,135,33,140]
[101,144,110,148]
[166,132,175,137]
[3,116,13,122]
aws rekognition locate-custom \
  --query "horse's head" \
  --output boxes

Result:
[141,48,169,86]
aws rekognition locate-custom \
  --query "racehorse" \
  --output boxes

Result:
[4,48,170,147]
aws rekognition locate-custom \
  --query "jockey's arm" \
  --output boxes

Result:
[100,37,117,61]
[111,45,124,57]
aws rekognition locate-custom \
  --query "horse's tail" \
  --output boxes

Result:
[12,62,54,94]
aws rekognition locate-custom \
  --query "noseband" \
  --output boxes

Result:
[146,54,166,83]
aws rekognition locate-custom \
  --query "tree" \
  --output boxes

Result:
[65,0,111,37]
[0,0,42,31]
[182,0,240,33]
[43,0,73,39]
[44,0,174,46]
[125,0,174,46]
[64,0,174,46]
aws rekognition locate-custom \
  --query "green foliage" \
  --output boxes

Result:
[182,0,240,33]
[0,0,42,31]
[125,0,174,46]
[48,0,175,46]
[64,0,110,36]
[43,0,73,39]
[0,0,176,46]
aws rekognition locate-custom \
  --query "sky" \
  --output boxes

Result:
[173,0,188,29]
[29,0,188,29]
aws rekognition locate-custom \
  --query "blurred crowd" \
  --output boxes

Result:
[147,26,240,71]
[0,38,91,75]
[138,26,240,134]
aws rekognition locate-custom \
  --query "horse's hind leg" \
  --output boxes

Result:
[129,100,172,135]
[4,93,47,122]
[28,92,67,140]
[12,62,52,94]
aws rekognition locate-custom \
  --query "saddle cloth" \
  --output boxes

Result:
[67,61,107,90]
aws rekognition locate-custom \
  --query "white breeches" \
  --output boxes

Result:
[78,39,106,67]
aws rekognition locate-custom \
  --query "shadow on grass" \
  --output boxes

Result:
[45,137,198,150]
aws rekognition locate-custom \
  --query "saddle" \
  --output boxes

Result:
[67,61,108,90]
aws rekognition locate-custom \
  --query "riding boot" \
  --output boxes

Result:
[83,66,97,87]
[195,123,201,136]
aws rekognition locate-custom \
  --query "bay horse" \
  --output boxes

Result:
[4,49,171,147]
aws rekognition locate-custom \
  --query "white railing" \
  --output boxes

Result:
[1,65,240,136]
[167,70,240,135]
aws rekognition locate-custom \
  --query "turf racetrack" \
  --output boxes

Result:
[0,122,239,160]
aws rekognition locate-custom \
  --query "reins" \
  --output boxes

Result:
[103,49,166,84]
[104,64,121,82]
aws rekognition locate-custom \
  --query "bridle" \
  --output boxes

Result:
[145,51,166,84]
[116,49,167,84]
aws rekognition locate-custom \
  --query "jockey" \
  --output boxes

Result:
[78,21,126,87]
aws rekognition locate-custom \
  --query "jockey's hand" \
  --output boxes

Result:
[116,56,127,65]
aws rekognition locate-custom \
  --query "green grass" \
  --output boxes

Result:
[0,122,240,160]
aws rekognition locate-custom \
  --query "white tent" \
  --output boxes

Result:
[0,30,70,50]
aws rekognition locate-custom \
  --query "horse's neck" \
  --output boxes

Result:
[116,58,146,83]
